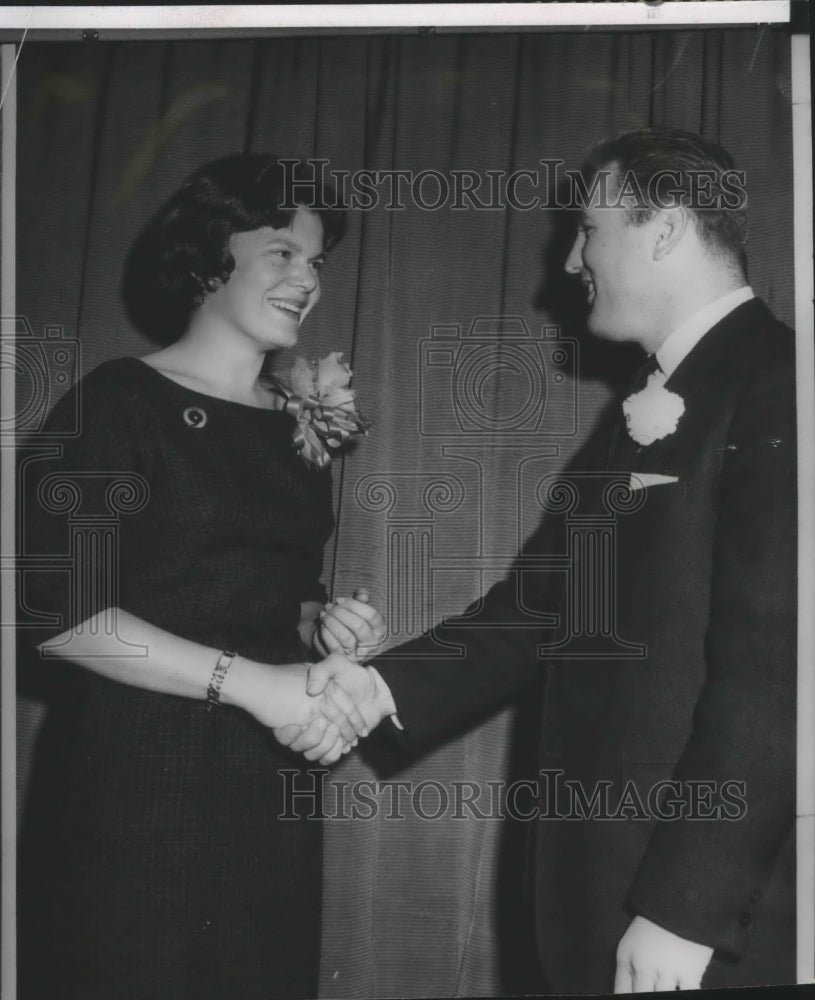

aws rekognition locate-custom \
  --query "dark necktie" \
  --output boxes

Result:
[627,353,662,395]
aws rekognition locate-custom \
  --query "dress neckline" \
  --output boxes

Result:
[128,357,289,414]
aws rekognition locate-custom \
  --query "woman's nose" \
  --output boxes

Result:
[290,257,318,291]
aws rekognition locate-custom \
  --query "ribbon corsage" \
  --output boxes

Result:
[278,352,371,470]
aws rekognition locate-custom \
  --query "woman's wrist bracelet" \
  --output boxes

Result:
[206,649,237,711]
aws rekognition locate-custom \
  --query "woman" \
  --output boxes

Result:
[19,154,383,1000]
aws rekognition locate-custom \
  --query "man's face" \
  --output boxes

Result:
[564,181,657,346]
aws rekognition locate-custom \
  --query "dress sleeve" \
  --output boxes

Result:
[19,362,153,653]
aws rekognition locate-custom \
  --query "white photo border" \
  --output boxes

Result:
[2,3,811,995]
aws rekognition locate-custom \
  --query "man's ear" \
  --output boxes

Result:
[652,206,689,261]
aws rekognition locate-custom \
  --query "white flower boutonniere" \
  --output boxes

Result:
[622,370,685,447]
[281,351,371,469]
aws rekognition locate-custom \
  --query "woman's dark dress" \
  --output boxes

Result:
[19,358,335,1000]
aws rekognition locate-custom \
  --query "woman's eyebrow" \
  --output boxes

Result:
[260,232,324,260]
[261,233,301,251]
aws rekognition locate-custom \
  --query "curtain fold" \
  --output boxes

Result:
[18,28,793,998]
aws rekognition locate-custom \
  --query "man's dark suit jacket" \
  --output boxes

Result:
[371,298,797,994]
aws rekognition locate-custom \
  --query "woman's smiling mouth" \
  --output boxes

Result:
[268,298,305,318]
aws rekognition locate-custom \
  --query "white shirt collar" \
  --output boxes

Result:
[656,286,755,378]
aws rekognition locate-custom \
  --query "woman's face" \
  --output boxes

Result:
[201,207,325,351]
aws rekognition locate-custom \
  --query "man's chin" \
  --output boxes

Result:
[585,310,611,340]
[585,312,630,344]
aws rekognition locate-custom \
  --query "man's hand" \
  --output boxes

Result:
[614,915,714,992]
[272,659,364,764]
[273,718,352,765]
[314,588,387,660]
[232,660,367,761]
[308,652,395,734]
[274,652,395,764]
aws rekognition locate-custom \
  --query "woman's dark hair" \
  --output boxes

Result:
[123,154,347,344]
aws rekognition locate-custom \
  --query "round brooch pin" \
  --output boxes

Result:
[183,406,207,429]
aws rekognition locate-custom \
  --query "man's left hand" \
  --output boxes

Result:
[614,915,714,992]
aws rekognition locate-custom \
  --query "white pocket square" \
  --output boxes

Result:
[630,473,679,491]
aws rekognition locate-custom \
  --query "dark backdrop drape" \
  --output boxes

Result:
[18,28,793,998]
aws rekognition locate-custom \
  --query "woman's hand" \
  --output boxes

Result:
[275,652,383,763]
[313,588,387,660]
[222,657,367,752]
[36,609,364,762]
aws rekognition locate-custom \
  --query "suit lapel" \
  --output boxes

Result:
[610,298,773,475]
[661,297,771,406]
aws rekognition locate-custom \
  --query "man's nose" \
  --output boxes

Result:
[564,235,583,275]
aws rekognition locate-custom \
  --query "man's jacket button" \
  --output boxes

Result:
[739,912,752,928]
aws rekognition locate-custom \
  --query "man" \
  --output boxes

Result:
[283,129,798,994]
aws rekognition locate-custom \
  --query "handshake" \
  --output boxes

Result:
[240,590,397,765]
[274,650,397,765]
